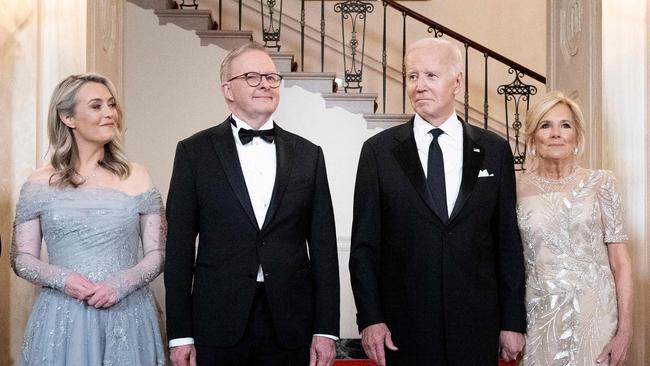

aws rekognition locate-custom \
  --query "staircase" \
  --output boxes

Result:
[129,0,405,121]
[130,0,545,147]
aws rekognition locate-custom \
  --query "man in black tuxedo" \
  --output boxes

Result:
[165,42,340,366]
[349,37,526,365]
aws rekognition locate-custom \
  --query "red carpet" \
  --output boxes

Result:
[333,360,516,365]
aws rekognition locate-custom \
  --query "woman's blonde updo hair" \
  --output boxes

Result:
[47,73,130,187]
[523,90,586,169]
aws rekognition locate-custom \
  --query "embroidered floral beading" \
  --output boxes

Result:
[516,167,627,365]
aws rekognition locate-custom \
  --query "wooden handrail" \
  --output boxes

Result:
[383,0,546,84]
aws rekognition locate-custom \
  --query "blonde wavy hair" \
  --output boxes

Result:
[523,91,586,170]
[47,73,130,187]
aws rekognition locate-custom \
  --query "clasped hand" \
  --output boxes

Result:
[63,272,117,308]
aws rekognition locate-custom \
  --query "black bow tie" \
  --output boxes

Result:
[238,127,275,145]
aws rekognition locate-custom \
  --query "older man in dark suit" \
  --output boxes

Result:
[165,42,340,366]
[349,37,526,365]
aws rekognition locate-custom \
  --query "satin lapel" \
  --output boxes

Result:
[211,118,259,230]
[449,122,484,222]
[391,120,439,219]
[261,124,295,232]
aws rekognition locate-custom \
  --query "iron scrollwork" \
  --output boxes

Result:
[334,1,374,92]
[261,0,283,51]
[178,0,198,9]
[497,68,538,170]
[427,27,443,38]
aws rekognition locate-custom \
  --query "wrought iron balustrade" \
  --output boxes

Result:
[182,0,546,169]
[334,1,373,93]
[381,0,545,170]
[261,0,283,51]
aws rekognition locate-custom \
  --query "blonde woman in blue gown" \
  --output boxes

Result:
[11,74,166,365]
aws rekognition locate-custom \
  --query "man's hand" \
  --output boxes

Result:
[85,282,117,309]
[170,344,196,366]
[499,330,525,362]
[361,323,398,366]
[309,335,336,366]
[63,272,96,301]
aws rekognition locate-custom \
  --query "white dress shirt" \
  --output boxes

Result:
[231,114,277,282]
[413,112,464,217]
[169,114,336,347]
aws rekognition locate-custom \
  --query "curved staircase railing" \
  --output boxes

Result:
[162,0,545,169]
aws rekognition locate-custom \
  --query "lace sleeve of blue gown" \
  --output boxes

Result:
[106,188,166,302]
[598,170,629,243]
[11,182,71,291]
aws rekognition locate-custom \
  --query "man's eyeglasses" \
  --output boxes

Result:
[228,72,283,88]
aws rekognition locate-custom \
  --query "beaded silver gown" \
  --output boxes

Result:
[11,180,166,366]
[516,168,628,366]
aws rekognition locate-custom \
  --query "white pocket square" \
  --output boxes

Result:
[478,169,494,177]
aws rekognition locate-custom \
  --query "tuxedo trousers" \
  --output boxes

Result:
[196,283,310,366]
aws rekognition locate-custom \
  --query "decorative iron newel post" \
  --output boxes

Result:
[261,0,283,51]
[497,69,538,170]
[178,0,198,9]
[334,1,374,93]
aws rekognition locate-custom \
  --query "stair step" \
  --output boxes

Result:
[269,51,295,73]
[322,93,378,114]
[283,72,336,93]
[196,30,254,48]
[154,9,214,31]
[363,113,412,128]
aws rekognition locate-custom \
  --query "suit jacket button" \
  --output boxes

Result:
[260,241,265,247]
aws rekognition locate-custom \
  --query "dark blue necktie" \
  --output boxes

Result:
[427,128,448,222]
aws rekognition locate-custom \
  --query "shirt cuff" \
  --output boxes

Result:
[314,334,339,341]
[169,337,195,348]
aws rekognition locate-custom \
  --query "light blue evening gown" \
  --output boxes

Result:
[12,181,166,366]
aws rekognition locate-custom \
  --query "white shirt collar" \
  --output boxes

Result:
[413,112,463,143]
[230,113,274,131]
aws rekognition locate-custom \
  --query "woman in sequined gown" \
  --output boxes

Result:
[11,74,166,365]
[516,92,633,366]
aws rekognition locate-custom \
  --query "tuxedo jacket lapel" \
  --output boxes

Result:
[450,122,484,222]
[211,118,259,230]
[261,125,295,232]
[391,120,441,220]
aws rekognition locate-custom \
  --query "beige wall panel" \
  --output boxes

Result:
[601,0,648,363]
[548,0,602,168]
[87,0,124,97]
[0,1,87,364]
[0,3,39,364]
